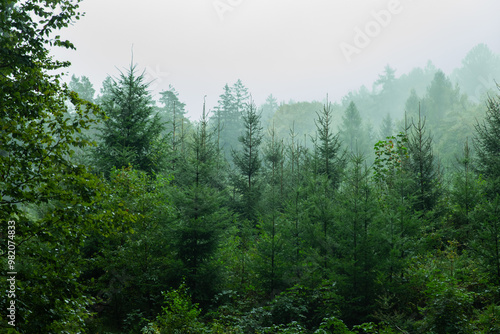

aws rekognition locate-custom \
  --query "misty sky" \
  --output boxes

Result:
[52,0,500,120]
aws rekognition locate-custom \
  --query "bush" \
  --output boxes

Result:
[474,304,500,333]
[417,278,474,334]
[314,316,353,333]
[149,282,207,333]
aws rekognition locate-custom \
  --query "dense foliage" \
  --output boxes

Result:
[2,1,500,333]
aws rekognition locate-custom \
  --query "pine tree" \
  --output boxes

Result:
[374,64,396,93]
[373,131,418,284]
[283,124,309,281]
[406,108,442,215]
[231,101,263,221]
[212,83,237,158]
[339,101,364,153]
[172,105,226,305]
[232,79,250,115]
[94,63,164,176]
[258,124,286,295]
[374,64,398,118]
[453,43,500,102]
[338,152,379,324]
[158,85,187,140]
[471,196,500,284]
[314,100,346,190]
[260,94,279,126]
[424,70,459,125]
[449,139,481,242]
[379,113,394,140]
[404,89,420,121]
[474,89,500,197]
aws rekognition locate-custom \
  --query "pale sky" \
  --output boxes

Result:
[52,0,500,120]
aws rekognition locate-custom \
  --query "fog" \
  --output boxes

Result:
[52,0,500,119]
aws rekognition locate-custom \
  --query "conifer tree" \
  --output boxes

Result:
[379,113,394,140]
[158,85,187,139]
[94,75,114,105]
[405,89,420,121]
[373,131,416,282]
[314,100,346,190]
[232,101,263,221]
[282,124,309,281]
[338,152,379,324]
[232,79,250,115]
[94,63,164,176]
[374,64,398,117]
[474,89,500,197]
[406,109,442,215]
[423,70,459,126]
[453,43,500,101]
[339,101,365,153]
[449,139,481,243]
[212,83,237,158]
[471,197,500,284]
[257,124,286,295]
[261,93,279,126]
[172,103,227,304]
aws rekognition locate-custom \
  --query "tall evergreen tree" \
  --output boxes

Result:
[404,89,420,122]
[374,64,399,118]
[260,93,279,127]
[406,109,442,215]
[374,64,396,92]
[231,101,263,221]
[423,70,459,125]
[257,125,286,295]
[314,101,346,190]
[379,113,394,140]
[471,196,500,284]
[282,124,309,281]
[339,101,365,153]
[338,153,379,324]
[211,82,241,158]
[94,63,164,176]
[449,139,481,242]
[158,85,187,139]
[474,89,500,197]
[95,75,114,105]
[373,131,417,283]
[232,79,250,115]
[452,43,500,102]
[172,105,227,305]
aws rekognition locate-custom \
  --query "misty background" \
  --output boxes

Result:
[52,0,500,119]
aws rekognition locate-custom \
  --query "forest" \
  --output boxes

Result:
[2,1,500,333]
